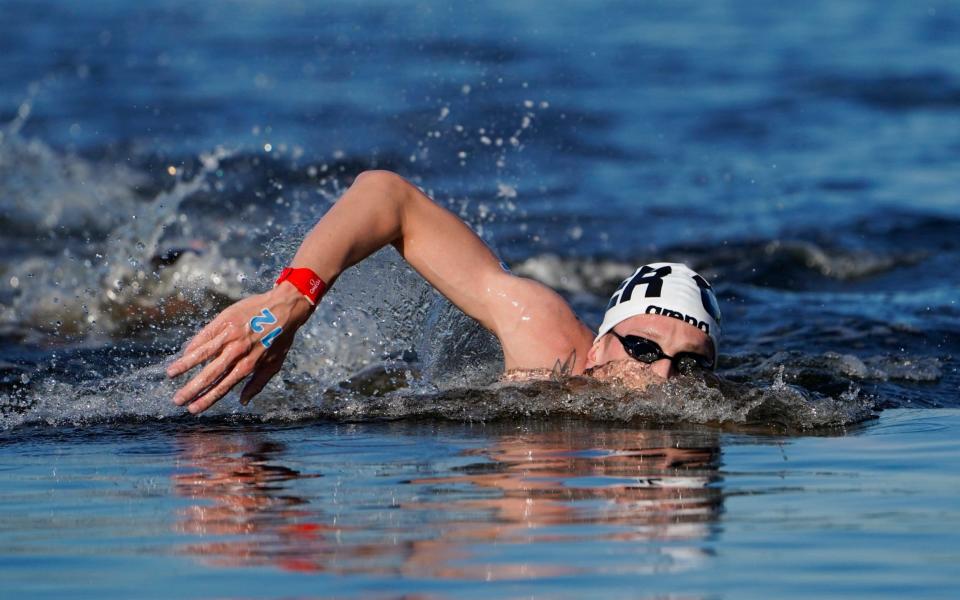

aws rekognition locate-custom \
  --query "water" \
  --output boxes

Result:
[1,0,958,596]
[2,410,959,598]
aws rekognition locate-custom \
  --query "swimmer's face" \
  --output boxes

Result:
[584,314,715,386]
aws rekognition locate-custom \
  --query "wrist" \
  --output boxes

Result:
[272,281,315,322]
[274,266,327,306]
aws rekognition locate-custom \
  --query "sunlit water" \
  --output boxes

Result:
[1,0,959,596]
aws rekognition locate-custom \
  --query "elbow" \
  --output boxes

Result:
[348,169,416,232]
[352,169,409,194]
[351,169,416,214]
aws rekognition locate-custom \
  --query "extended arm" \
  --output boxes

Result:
[166,170,591,413]
[288,170,511,332]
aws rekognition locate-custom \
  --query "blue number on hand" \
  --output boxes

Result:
[260,326,283,348]
[249,308,277,333]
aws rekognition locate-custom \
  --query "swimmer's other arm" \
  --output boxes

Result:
[166,170,590,414]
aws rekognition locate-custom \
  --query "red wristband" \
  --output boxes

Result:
[275,267,327,306]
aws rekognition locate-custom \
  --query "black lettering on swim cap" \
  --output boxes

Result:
[618,265,672,305]
[606,278,629,311]
[692,274,722,325]
[648,304,710,334]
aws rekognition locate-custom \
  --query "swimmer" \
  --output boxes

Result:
[166,170,722,414]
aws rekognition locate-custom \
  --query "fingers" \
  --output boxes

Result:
[167,327,232,378]
[185,357,257,414]
[239,361,283,406]
[183,315,227,355]
[173,341,249,407]
[166,292,300,413]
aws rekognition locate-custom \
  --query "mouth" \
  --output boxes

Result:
[584,359,664,388]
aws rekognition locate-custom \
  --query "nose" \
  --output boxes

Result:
[649,359,673,379]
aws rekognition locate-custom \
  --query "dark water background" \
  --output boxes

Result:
[1,0,959,597]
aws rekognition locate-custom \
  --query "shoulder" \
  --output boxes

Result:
[481,271,595,372]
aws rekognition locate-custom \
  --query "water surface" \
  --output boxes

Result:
[2,409,958,598]
[1,1,959,596]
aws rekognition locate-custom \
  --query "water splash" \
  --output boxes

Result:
[1,342,877,433]
[1,144,249,339]
[0,132,147,236]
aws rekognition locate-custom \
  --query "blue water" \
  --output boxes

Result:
[1,0,959,597]
[2,410,959,598]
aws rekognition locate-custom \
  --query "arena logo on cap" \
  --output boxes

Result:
[645,305,711,334]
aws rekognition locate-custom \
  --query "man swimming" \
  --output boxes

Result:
[166,170,722,414]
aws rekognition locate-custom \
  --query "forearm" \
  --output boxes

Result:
[289,170,406,285]
[288,170,505,329]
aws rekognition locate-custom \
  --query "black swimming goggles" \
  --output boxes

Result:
[609,331,715,373]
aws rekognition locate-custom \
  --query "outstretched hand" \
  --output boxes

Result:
[166,284,313,414]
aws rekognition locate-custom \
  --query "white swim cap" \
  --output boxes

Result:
[596,263,722,353]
